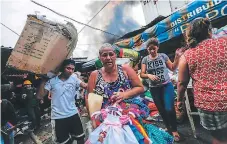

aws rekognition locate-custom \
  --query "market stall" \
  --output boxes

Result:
[81,0,227,73]
[84,1,227,142]
[114,0,227,58]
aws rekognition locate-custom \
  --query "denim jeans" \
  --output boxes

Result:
[150,82,177,132]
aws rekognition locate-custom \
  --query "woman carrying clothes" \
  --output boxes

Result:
[177,18,227,144]
[140,38,185,142]
[86,43,174,144]
[86,43,145,127]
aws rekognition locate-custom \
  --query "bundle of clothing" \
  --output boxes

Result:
[86,106,173,144]
[87,71,173,144]
[213,25,227,38]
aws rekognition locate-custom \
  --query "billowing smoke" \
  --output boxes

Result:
[125,1,140,6]
[79,1,141,60]
[104,1,141,43]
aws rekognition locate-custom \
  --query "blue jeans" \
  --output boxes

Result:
[150,82,177,132]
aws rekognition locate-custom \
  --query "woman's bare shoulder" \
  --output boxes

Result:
[121,64,132,71]
[121,64,137,77]
[90,70,98,77]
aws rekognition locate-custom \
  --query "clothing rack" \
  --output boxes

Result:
[185,85,199,138]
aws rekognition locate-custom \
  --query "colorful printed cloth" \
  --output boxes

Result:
[94,65,150,118]
[138,118,173,144]
[129,124,145,144]
[122,98,150,118]
[144,124,174,144]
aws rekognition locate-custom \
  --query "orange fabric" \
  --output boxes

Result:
[148,102,158,111]
[150,111,159,117]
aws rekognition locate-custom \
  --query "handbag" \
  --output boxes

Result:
[88,93,103,116]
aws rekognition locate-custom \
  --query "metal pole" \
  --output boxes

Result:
[155,1,159,15]
[169,0,173,13]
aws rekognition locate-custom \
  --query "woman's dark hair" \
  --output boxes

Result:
[146,38,159,48]
[186,17,212,48]
[60,59,75,72]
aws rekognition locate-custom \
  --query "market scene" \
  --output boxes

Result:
[1,0,227,144]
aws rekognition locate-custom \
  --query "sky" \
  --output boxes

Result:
[0,0,146,60]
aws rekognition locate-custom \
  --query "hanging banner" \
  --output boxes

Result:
[114,0,227,51]
[114,32,150,50]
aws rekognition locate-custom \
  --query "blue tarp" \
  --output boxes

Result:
[114,0,227,51]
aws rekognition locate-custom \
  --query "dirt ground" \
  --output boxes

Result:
[14,115,89,144]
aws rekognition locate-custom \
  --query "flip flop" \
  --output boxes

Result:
[173,133,184,142]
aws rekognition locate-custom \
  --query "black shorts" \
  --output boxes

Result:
[210,127,227,142]
[51,114,85,143]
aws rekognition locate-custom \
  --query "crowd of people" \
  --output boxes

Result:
[1,76,51,143]
[1,17,226,144]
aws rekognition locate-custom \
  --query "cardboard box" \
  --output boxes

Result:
[7,15,78,74]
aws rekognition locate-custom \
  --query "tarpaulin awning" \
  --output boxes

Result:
[114,0,227,51]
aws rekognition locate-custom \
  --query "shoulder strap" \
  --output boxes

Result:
[95,70,102,85]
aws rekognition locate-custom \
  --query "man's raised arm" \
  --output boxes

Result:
[36,79,49,99]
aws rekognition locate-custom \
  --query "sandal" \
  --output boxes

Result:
[172,132,183,142]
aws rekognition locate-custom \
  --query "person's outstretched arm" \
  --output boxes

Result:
[177,55,190,108]
[86,71,98,129]
[166,48,186,71]
[36,79,49,99]
[121,64,144,99]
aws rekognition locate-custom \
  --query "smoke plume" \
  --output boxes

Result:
[79,1,141,59]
